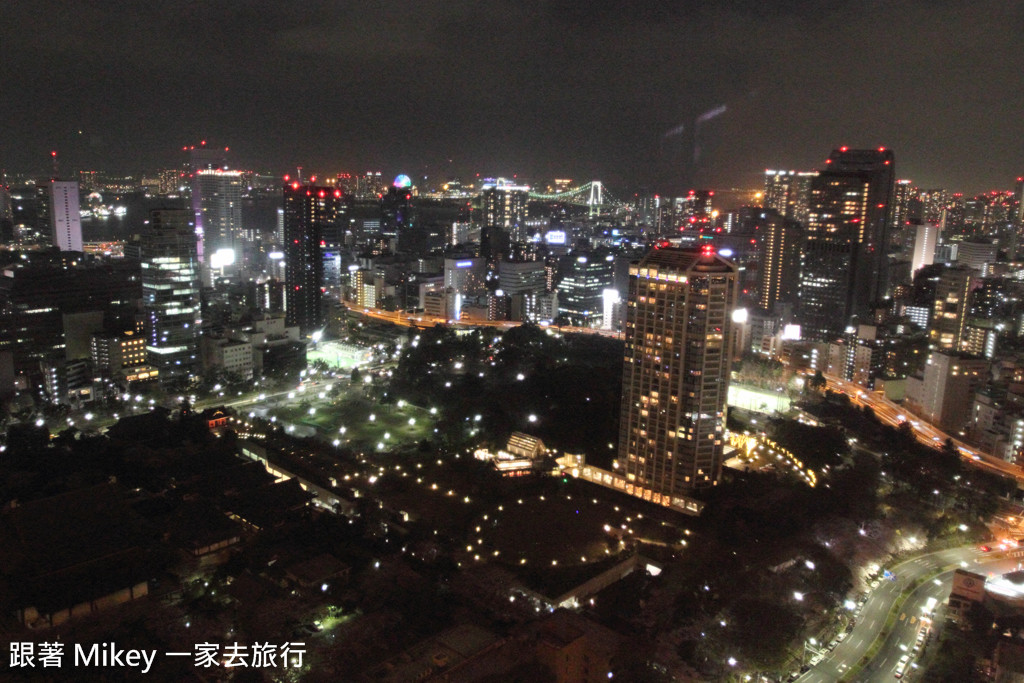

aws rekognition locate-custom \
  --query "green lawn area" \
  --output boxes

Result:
[270,395,435,449]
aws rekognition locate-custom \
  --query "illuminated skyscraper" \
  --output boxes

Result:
[618,246,738,498]
[799,147,895,340]
[187,142,229,263]
[284,182,342,336]
[929,265,976,351]
[141,209,200,381]
[47,180,83,252]
[558,252,615,328]
[482,178,529,242]
[757,212,801,313]
[194,169,243,261]
[382,174,414,242]
[763,170,817,224]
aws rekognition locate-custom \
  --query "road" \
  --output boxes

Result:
[798,545,1024,682]
[823,375,1024,485]
[354,305,623,339]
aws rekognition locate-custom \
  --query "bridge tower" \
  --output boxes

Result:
[588,181,602,217]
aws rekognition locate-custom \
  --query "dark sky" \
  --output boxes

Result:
[3,0,1023,195]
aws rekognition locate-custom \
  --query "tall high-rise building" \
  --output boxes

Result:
[558,252,615,328]
[284,182,342,336]
[382,174,414,242]
[194,169,243,261]
[891,180,915,233]
[910,224,938,275]
[763,170,817,224]
[48,181,83,252]
[929,266,977,352]
[141,209,200,381]
[187,142,229,263]
[482,178,529,242]
[757,212,801,312]
[798,147,895,340]
[618,246,739,498]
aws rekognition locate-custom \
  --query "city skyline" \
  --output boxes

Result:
[3,1,1024,194]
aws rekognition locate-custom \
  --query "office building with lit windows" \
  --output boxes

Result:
[284,182,342,336]
[798,147,895,340]
[47,180,83,252]
[141,209,200,382]
[558,253,615,328]
[482,178,530,242]
[763,170,817,224]
[194,168,243,260]
[618,246,739,499]
[757,211,801,313]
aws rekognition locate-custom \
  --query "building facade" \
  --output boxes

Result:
[799,148,895,340]
[284,182,342,336]
[618,246,738,498]
[141,209,201,382]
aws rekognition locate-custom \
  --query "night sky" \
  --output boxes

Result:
[3,1,1023,194]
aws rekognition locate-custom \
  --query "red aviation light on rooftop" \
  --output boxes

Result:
[839,146,848,152]
[284,174,291,182]
[224,147,229,152]
[334,190,342,198]
[201,140,206,146]
[878,147,886,152]
[291,182,300,190]
[318,190,326,198]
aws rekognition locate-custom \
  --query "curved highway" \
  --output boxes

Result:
[799,545,1024,682]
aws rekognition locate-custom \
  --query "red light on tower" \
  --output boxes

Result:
[284,174,291,182]
[201,140,206,146]
[51,151,57,157]
[318,190,326,198]
[840,146,848,152]
[878,147,886,152]
[291,182,300,190]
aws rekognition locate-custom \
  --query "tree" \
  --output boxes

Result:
[807,370,827,394]
[350,367,362,384]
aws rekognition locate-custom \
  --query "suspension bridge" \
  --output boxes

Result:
[528,181,623,217]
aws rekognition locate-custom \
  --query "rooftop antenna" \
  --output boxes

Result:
[50,150,59,180]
